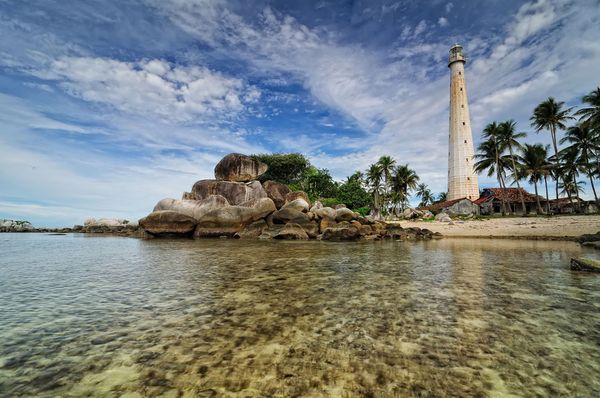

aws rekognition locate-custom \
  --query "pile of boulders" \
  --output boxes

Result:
[400,208,434,220]
[138,153,441,241]
[0,219,35,232]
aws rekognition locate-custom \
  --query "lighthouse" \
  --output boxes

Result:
[447,44,479,201]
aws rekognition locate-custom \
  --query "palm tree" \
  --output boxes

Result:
[575,87,600,129]
[556,148,582,212]
[415,183,434,207]
[530,97,573,200]
[560,124,599,203]
[474,122,513,214]
[391,164,420,212]
[497,120,527,214]
[376,155,396,210]
[518,144,549,213]
[366,163,384,216]
[436,192,447,203]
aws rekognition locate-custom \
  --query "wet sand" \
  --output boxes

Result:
[400,215,600,240]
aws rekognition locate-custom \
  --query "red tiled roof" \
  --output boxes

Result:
[473,196,490,205]
[481,188,543,203]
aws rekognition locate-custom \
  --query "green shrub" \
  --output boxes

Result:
[354,207,370,216]
[320,198,341,207]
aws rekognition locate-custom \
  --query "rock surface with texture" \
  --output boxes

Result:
[138,152,443,241]
[139,211,197,236]
[191,180,267,206]
[262,180,291,209]
[214,153,268,182]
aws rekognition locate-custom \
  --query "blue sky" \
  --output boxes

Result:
[1,0,599,226]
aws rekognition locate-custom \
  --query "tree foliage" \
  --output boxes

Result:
[251,153,310,185]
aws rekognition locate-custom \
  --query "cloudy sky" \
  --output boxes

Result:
[1,0,599,226]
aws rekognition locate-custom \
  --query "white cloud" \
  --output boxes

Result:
[413,20,428,37]
[36,57,258,123]
[438,17,449,27]
[148,0,600,200]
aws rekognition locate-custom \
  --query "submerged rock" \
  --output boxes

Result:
[139,211,197,236]
[321,224,360,241]
[570,258,600,272]
[273,223,309,240]
[234,220,268,239]
[214,153,268,182]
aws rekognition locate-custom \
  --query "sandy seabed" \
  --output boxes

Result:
[400,215,600,239]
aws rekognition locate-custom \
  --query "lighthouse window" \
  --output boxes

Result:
[464,140,467,143]
[461,104,464,108]
[460,88,463,91]
[467,177,470,181]
[462,122,465,125]
[458,71,461,75]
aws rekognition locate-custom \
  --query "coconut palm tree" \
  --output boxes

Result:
[436,192,447,203]
[575,87,600,129]
[530,97,573,200]
[556,148,582,212]
[391,164,420,212]
[415,183,434,207]
[497,120,527,213]
[474,122,513,214]
[376,155,396,210]
[560,124,599,203]
[366,163,384,216]
[518,144,550,213]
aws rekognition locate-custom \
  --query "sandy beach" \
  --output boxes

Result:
[399,215,600,240]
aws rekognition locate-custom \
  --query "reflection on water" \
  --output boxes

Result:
[0,234,599,397]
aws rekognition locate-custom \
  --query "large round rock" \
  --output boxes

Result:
[194,198,276,237]
[214,153,268,182]
[139,211,197,236]
[192,180,267,206]
[153,195,230,220]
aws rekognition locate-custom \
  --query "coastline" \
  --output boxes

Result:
[399,215,600,241]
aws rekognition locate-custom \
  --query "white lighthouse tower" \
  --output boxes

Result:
[447,44,479,201]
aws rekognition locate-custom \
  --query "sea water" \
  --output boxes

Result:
[0,234,598,397]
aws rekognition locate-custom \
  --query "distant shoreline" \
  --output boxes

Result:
[400,215,599,241]
[2,215,599,244]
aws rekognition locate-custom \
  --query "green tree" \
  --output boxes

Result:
[530,97,573,200]
[337,172,371,210]
[251,153,310,185]
[474,122,513,215]
[415,183,434,207]
[497,120,527,213]
[391,164,420,213]
[556,148,581,212]
[366,163,384,216]
[376,155,396,210]
[435,192,447,203]
[560,124,599,203]
[298,167,338,201]
[518,144,550,214]
[575,87,600,129]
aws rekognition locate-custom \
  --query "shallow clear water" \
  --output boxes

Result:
[0,234,599,397]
